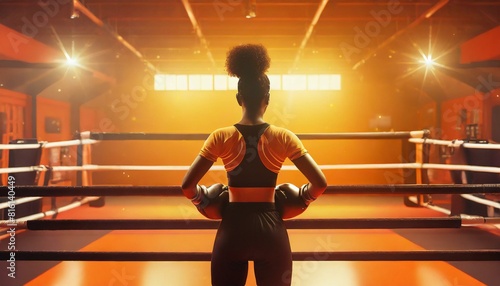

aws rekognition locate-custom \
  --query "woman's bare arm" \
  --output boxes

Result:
[181,155,214,199]
[292,153,327,199]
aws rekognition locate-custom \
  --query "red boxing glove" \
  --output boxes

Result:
[191,183,229,219]
[274,183,316,219]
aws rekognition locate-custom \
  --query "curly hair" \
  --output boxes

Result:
[225,44,271,121]
[225,44,270,78]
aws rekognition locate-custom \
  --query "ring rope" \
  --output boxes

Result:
[422,163,500,174]
[48,163,421,172]
[0,143,41,150]
[1,184,498,197]
[410,138,500,149]
[0,197,41,210]
[0,166,45,174]
[407,196,451,215]
[407,196,500,229]
[0,250,498,261]
[87,130,429,141]
[47,163,498,173]
[2,162,499,176]
[0,197,100,232]
[4,216,500,231]
[460,194,500,209]
[0,139,98,150]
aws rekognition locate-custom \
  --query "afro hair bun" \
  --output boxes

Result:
[225,44,270,78]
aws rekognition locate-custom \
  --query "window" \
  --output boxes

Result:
[154,74,341,91]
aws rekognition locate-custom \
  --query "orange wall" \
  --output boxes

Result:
[36,97,72,142]
[460,26,500,64]
[416,101,437,135]
[91,88,418,187]
[80,105,100,132]
[440,92,486,140]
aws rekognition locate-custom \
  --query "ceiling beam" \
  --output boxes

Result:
[181,0,216,71]
[289,0,329,73]
[73,0,157,72]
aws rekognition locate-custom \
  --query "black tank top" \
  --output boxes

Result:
[227,123,278,187]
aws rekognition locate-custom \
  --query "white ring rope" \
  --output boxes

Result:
[409,130,427,138]
[3,162,499,174]
[48,163,500,173]
[0,139,98,150]
[47,163,422,172]
[0,197,42,210]
[44,139,98,148]
[460,194,500,209]
[409,138,500,150]
[0,143,41,150]
[0,166,45,174]
[407,196,500,229]
[0,196,100,232]
[408,195,451,215]
[422,163,500,174]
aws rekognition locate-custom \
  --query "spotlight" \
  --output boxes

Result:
[66,57,78,66]
[422,54,434,67]
[245,0,256,18]
[70,10,80,19]
[70,0,80,19]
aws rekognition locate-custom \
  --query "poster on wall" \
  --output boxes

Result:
[45,117,61,134]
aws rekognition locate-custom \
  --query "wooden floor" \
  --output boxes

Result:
[1,194,499,286]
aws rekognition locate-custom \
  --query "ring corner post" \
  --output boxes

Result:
[75,132,83,187]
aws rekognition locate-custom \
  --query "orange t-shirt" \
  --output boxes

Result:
[200,124,307,187]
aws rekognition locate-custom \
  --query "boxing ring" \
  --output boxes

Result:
[0,130,499,285]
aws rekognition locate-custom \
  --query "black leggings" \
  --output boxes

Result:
[211,203,292,286]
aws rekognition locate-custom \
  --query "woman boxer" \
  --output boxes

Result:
[182,44,327,286]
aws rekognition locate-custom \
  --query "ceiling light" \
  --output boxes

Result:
[70,0,80,19]
[245,0,256,18]
[421,54,434,67]
[66,57,78,66]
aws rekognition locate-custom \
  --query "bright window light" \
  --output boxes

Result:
[268,74,281,91]
[200,75,213,90]
[214,75,228,90]
[319,74,341,90]
[308,75,319,90]
[154,74,341,91]
[154,74,166,90]
[176,75,188,90]
[283,75,307,90]
[189,75,201,90]
[165,75,176,90]
[228,77,238,90]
